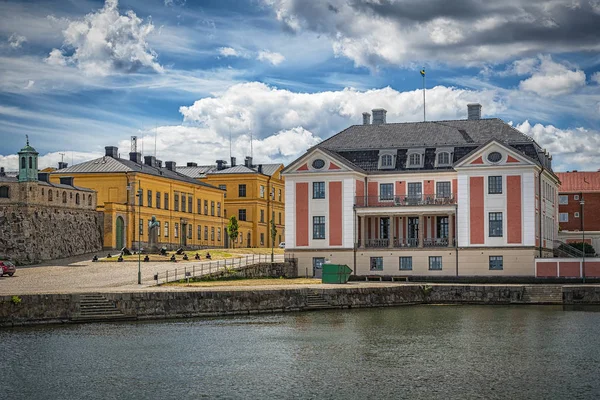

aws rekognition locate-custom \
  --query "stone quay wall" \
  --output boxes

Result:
[0,204,103,264]
[5,284,600,328]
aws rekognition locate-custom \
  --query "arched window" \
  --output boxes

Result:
[409,153,421,166]
[41,188,44,196]
[21,157,26,169]
[76,193,80,205]
[0,186,9,198]
[62,191,67,203]
[48,190,53,201]
[437,152,450,165]
[29,157,32,169]
[381,154,393,167]
[88,196,92,206]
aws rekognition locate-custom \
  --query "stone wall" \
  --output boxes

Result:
[0,204,103,264]
[206,260,298,279]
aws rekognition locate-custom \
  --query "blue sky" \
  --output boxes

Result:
[1,0,599,171]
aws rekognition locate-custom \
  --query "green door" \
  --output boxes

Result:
[116,216,124,249]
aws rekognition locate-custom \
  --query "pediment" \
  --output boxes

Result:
[283,148,358,174]
[455,140,535,169]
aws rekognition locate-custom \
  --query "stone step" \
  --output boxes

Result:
[305,293,330,309]
[71,314,136,323]
[522,286,563,304]
[79,307,120,313]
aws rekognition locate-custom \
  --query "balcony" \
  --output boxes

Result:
[363,238,454,249]
[355,194,456,208]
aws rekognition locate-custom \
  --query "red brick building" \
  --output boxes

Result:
[557,171,600,250]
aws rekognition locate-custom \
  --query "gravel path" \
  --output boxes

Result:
[0,254,287,295]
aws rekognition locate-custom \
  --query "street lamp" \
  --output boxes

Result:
[580,198,585,284]
[136,184,142,285]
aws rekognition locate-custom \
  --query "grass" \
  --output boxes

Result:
[99,247,284,262]
[167,278,321,288]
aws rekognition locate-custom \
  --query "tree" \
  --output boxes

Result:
[227,216,239,248]
[270,217,277,262]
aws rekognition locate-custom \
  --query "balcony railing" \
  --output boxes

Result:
[362,238,454,248]
[355,194,456,208]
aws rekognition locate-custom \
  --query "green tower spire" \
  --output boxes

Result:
[18,135,39,182]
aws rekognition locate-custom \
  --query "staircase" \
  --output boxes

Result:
[71,294,135,323]
[305,291,331,310]
[522,286,563,304]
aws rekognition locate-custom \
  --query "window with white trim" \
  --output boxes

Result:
[409,153,421,166]
[399,257,412,270]
[489,256,503,270]
[559,213,569,222]
[437,152,450,166]
[370,257,383,271]
[381,154,393,167]
[406,149,425,168]
[559,195,568,205]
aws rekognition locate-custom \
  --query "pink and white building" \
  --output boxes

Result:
[283,104,560,277]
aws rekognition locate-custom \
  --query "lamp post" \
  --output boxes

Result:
[137,184,142,285]
[581,198,585,284]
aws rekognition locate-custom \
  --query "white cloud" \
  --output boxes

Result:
[8,33,26,48]
[519,56,586,97]
[257,50,285,65]
[45,0,163,76]
[592,72,600,84]
[218,47,240,57]
[516,120,600,171]
[23,80,34,90]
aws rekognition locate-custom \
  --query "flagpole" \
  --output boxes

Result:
[422,68,426,122]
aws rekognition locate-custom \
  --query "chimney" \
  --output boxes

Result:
[58,162,68,170]
[38,172,50,182]
[258,164,263,174]
[362,112,371,125]
[59,176,74,186]
[144,156,157,167]
[165,161,176,171]
[105,146,118,158]
[231,157,236,167]
[0,167,5,177]
[129,152,142,164]
[467,103,482,120]
[186,162,198,167]
[372,108,387,125]
[216,160,228,171]
[156,160,163,168]
[244,156,253,168]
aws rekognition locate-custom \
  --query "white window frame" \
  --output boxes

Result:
[378,149,396,170]
[558,195,568,205]
[559,213,569,222]
[406,148,425,169]
[434,147,453,168]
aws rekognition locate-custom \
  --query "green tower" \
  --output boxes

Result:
[18,135,39,182]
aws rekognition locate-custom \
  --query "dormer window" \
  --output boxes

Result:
[381,154,393,167]
[406,148,425,168]
[437,152,450,165]
[377,149,396,170]
[434,147,453,168]
[409,154,420,165]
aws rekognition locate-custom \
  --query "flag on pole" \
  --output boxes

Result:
[420,69,425,76]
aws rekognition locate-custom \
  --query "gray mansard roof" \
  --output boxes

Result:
[177,163,282,178]
[301,117,549,174]
[53,156,220,189]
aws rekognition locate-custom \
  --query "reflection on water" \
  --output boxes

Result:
[2,305,599,399]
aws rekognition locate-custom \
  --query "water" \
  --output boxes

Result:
[2,305,600,399]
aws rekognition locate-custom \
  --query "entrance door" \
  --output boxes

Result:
[247,233,251,248]
[313,257,325,278]
[407,217,419,246]
[181,223,187,247]
[379,217,390,239]
[115,216,124,249]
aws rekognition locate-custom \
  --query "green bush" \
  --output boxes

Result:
[11,295,21,305]
[569,242,596,255]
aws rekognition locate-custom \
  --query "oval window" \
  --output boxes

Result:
[487,151,502,163]
[312,159,325,169]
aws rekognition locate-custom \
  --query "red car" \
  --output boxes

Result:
[0,261,16,277]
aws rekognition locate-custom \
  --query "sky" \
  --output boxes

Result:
[1,0,599,172]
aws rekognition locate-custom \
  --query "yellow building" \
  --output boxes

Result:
[177,157,285,248]
[51,146,226,250]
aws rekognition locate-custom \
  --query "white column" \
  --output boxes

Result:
[448,214,454,247]
[418,214,424,248]
[388,216,394,248]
